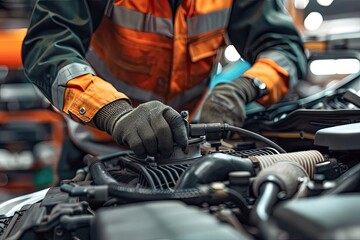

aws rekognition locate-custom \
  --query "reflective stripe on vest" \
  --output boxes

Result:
[187,8,231,37]
[108,5,173,37]
[88,0,231,111]
[107,4,231,37]
[86,49,208,108]
[52,63,95,110]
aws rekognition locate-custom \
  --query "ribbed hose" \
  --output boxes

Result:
[249,150,325,178]
[107,183,206,204]
[107,183,250,215]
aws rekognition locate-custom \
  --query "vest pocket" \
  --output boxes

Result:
[189,33,224,62]
[188,33,225,87]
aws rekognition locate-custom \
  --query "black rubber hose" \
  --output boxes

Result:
[251,183,281,240]
[107,183,208,205]
[175,153,255,189]
[224,188,251,217]
[107,183,250,215]
[70,168,87,182]
[81,154,210,204]
[251,182,280,224]
[84,155,119,185]
[250,161,309,238]
[82,155,209,203]
[80,153,254,211]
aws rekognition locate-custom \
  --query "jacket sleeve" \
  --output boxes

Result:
[228,0,307,105]
[22,0,128,124]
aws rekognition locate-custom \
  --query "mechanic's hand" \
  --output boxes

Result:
[95,100,188,158]
[200,77,259,127]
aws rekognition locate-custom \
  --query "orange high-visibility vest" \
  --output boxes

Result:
[23,0,304,155]
[87,0,232,114]
[62,0,235,154]
[57,0,293,155]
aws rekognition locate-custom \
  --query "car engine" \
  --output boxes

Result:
[1,73,360,240]
[0,120,359,240]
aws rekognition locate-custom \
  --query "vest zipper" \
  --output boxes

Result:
[169,0,182,22]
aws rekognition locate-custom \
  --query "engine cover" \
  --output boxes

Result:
[92,201,251,240]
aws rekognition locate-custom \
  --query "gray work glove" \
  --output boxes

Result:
[94,100,188,158]
[200,77,259,127]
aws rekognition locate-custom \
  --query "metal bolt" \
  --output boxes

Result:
[55,226,64,237]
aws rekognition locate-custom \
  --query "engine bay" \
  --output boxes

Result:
[1,118,360,240]
[1,73,360,240]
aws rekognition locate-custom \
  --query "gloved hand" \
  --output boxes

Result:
[94,100,188,158]
[200,77,260,127]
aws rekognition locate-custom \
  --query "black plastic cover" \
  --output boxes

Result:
[1,203,45,240]
[92,201,251,240]
[272,194,360,239]
[40,187,72,212]
[315,123,360,150]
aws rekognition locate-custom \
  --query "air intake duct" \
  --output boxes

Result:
[249,150,325,178]
[175,153,255,189]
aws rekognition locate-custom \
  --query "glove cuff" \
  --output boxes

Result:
[94,99,133,134]
[232,76,260,103]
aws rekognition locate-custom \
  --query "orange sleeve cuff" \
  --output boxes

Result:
[243,58,289,106]
[63,74,129,124]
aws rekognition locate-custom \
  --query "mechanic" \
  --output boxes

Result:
[22,0,306,159]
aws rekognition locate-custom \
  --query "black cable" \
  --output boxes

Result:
[227,125,286,153]
[97,150,134,161]
[189,123,286,153]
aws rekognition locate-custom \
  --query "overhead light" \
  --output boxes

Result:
[294,0,309,9]
[317,0,334,6]
[304,12,323,31]
[224,45,241,62]
[336,59,360,75]
[310,59,360,75]
[310,59,336,75]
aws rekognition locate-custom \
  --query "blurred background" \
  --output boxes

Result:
[217,0,360,96]
[0,0,359,200]
[0,0,64,201]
